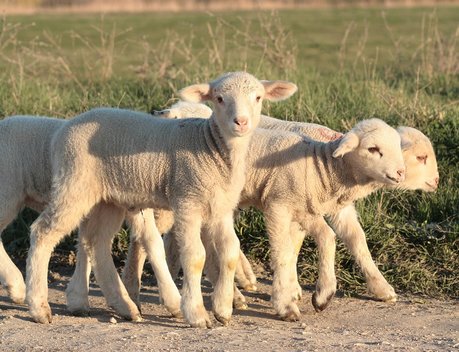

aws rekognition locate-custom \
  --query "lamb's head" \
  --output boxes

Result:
[333,118,405,185]
[152,101,213,119]
[397,126,439,192]
[179,72,297,138]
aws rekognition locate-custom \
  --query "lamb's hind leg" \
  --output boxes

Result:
[202,231,248,311]
[65,240,91,316]
[121,218,147,310]
[26,196,94,323]
[0,198,26,304]
[308,217,337,312]
[79,203,141,321]
[235,250,257,292]
[0,241,26,304]
[131,209,181,317]
[265,204,300,321]
[328,205,396,302]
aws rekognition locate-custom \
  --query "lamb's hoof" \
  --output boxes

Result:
[379,294,397,303]
[131,315,143,323]
[188,316,212,329]
[279,303,301,322]
[214,313,231,326]
[233,299,248,310]
[311,291,334,312]
[242,284,258,292]
[69,309,90,317]
[30,305,52,324]
[169,308,183,318]
[9,291,26,304]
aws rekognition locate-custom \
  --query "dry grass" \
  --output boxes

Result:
[1,0,458,15]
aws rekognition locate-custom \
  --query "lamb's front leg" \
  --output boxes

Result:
[265,204,300,321]
[133,209,181,317]
[175,208,211,328]
[328,205,396,302]
[66,240,91,316]
[207,213,240,326]
[308,217,337,312]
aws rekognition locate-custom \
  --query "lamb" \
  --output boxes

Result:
[0,116,182,320]
[190,118,407,320]
[121,103,438,317]
[24,71,298,327]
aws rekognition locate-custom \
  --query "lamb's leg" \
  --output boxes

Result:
[208,213,240,326]
[234,250,257,292]
[26,196,94,324]
[132,209,181,317]
[202,232,248,311]
[288,222,307,302]
[163,230,182,280]
[309,218,337,312]
[265,204,300,321]
[80,203,141,321]
[328,205,396,302]
[121,222,147,310]
[0,201,26,304]
[174,207,211,328]
[0,240,26,304]
[65,240,91,316]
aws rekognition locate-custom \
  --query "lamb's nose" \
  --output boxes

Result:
[397,169,405,177]
[434,176,439,186]
[234,117,248,126]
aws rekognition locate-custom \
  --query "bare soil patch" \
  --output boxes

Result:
[0,266,457,351]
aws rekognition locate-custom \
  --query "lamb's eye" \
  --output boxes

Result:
[368,147,383,157]
[256,96,261,102]
[417,155,427,164]
[217,96,224,104]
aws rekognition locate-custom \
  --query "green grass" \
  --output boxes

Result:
[1,7,458,298]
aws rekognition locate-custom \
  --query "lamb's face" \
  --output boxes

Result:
[210,72,265,137]
[398,127,439,192]
[333,119,406,185]
[179,72,297,138]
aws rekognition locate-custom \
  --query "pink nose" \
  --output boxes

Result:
[234,117,248,126]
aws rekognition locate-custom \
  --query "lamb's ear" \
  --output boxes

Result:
[152,109,173,118]
[332,132,360,158]
[397,127,413,150]
[261,80,298,102]
[179,84,212,103]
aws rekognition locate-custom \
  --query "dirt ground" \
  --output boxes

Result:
[0,267,457,352]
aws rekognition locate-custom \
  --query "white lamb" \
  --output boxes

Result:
[0,116,183,320]
[120,103,438,318]
[24,71,298,327]
[180,118,407,320]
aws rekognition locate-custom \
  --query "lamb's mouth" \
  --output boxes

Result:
[425,181,438,191]
[386,174,401,184]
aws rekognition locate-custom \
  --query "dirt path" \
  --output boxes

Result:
[0,272,457,351]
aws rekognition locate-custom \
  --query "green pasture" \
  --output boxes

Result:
[1,7,458,298]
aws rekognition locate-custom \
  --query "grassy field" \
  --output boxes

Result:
[1,7,458,298]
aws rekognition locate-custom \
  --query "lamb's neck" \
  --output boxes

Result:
[310,140,382,206]
[207,117,251,173]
